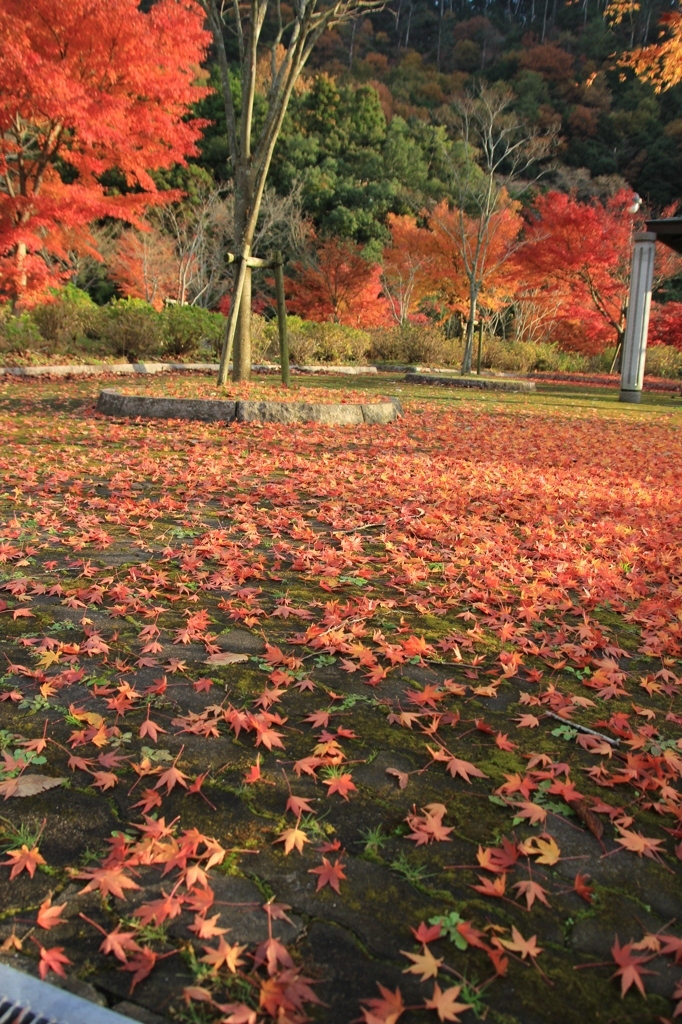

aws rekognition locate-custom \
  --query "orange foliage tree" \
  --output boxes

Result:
[109,228,182,311]
[0,0,210,303]
[381,214,435,326]
[428,198,523,323]
[286,238,391,328]
[624,11,682,92]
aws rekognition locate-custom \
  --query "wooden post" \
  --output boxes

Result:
[476,318,483,375]
[273,251,290,388]
[218,245,250,386]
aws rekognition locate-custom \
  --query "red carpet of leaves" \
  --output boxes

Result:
[0,376,682,1023]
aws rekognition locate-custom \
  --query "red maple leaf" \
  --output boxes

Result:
[323,772,357,800]
[38,944,72,979]
[120,946,161,993]
[308,856,347,893]
[611,937,657,997]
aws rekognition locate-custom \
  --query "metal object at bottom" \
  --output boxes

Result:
[0,963,137,1024]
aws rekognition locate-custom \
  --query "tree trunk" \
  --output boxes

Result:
[461,293,477,374]
[235,265,252,379]
[232,176,253,382]
[17,240,27,294]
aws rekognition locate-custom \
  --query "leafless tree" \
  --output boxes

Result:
[196,0,385,382]
[155,181,308,310]
[439,85,555,374]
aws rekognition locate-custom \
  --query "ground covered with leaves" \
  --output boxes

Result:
[1,372,682,1024]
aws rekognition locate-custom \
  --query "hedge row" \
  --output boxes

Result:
[3,287,682,377]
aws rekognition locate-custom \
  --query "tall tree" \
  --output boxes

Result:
[440,85,554,374]
[429,197,523,327]
[0,0,210,304]
[196,0,385,383]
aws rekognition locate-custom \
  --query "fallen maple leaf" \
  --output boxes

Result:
[0,930,22,952]
[515,714,540,728]
[274,826,310,856]
[183,985,214,1004]
[154,764,189,795]
[77,866,141,900]
[513,801,547,826]
[286,794,315,816]
[201,936,247,974]
[243,755,262,784]
[37,897,67,930]
[309,856,347,893]
[2,844,46,879]
[512,879,550,910]
[472,874,506,898]
[412,921,443,943]
[401,945,443,981]
[120,946,160,992]
[98,924,143,962]
[253,935,295,975]
[519,834,561,865]
[386,767,409,789]
[38,944,72,979]
[611,936,657,997]
[615,828,666,862]
[139,717,167,742]
[323,772,357,800]
[188,912,228,939]
[433,748,488,784]
[499,926,542,960]
[91,770,118,791]
[405,803,452,845]
[360,983,405,1024]
[574,873,594,903]
[424,982,472,1022]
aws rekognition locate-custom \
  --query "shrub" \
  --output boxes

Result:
[267,316,316,365]
[161,305,224,359]
[264,317,370,365]
[31,285,98,348]
[644,344,682,378]
[250,314,275,363]
[0,310,44,364]
[307,322,370,363]
[369,324,458,366]
[478,337,590,374]
[96,298,165,361]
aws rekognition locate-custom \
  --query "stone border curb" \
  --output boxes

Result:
[1,361,228,379]
[295,364,378,375]
[0,361,386,380]
[405,372,536,393]
[96,389,402,425]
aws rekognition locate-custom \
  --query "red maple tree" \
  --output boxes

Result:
[520,190,637,355]
[286,238,391,328]
[521,191,682,355]
[0,0,210,303]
